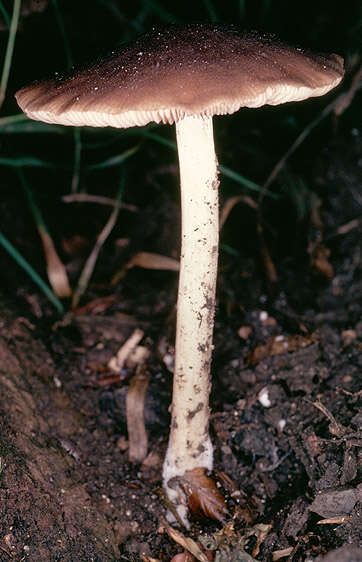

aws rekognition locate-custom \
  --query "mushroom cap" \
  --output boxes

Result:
[15,23,344,128]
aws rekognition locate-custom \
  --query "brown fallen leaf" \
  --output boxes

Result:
[198,518,271,560]
[214,470,255,524]
[317,515,350,525]
[126,251,179,271]
[251,523,272,558]
[72,295,118,315]
[161,523,209,562]
[176,467,229,523]
[39,227,72,298]
[111,251,179,285]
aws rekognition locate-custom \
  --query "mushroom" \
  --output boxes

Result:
[15,24,344,524]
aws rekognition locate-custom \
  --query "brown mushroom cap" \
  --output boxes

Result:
[15,23,344,128]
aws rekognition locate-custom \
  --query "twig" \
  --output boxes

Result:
[62,193,137,211]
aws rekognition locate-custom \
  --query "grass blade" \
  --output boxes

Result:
[0,230,64,314]
[71,127,82,192]
[87,145,139,170]
[0,2,10,27]
[19,170,71,299]
[142,0,177,23]
[0,0,21,109]
[50,0,72,69]
[143,131,277,197]
[202,0,218,21]
[0,114,66,134]
[0,156,63,168]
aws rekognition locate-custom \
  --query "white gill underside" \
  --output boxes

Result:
[162,115,219,525]
[21,79,342,128]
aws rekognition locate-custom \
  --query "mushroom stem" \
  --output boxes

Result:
[163,114,219,523]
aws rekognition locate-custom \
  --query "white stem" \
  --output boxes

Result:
[163,115,219,524]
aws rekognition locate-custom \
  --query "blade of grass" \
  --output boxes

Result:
[0,230,64,314]
[87,145,139,170]
[0,156,65,167]
[0,0,21,109]
[19,170,71,298]
[202,0,218,22]
[72,170,125,308]
[238,0,246,20]
[219,164,272,197]
[260,0,272,22]
[51,0,82,192]
[71,127,81,192]
[0,2,10,27]
[143,0,177,23]
[50,0,72,68]
[0,114,66,134]
[95,0,144,32]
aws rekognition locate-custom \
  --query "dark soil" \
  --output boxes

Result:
[0,5,361,561]
[0,130,361,561]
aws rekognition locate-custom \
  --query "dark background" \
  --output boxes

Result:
[0,0,361,309]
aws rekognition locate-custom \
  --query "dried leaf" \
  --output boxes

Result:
[72,295,118,314]
[251,523,272,558]
[178,468,229,522]
[163,523,209,562]
[127,251,179,271]
[111,251,179,286]
[214,470,255,524]
[38,227,72,298]
[126,368,150,463]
